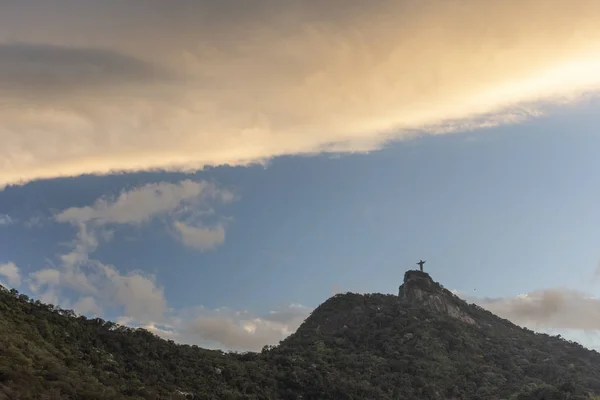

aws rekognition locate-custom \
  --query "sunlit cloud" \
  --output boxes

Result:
[3,0,600,188]
[55,180,232,227]
[55,179,233,252]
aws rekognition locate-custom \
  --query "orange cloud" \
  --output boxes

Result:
[2,0,600,187]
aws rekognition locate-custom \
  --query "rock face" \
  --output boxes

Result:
[399,270,476,325]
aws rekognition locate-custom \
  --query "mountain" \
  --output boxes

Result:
[2,271,600,399]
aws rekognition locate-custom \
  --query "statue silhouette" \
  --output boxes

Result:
[417,260,426,272]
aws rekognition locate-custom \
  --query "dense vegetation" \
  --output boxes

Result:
[3,275,600,399]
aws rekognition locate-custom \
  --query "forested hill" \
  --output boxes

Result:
[3,272,600,399]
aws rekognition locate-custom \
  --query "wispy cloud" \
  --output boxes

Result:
[2,0,600,187]
[0,214,13,226]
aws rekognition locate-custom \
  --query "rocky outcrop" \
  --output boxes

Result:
[399,270,476,325]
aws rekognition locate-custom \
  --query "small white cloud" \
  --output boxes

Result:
[173,221,225,251]
[29,265,98,296]
[101,264,167,323]
[73,296,103,316]
[0,214,13,226]
[59,223,100,267]
[37,289,62,308]
[55,179,234,253]
[29,268,61,291]
[56,180,231,226]
[0,262,21,287]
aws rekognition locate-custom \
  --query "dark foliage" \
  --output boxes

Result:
[2,278,600,399]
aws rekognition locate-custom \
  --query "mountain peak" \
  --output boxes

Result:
[403,268,434,284]
[399,269,476,325]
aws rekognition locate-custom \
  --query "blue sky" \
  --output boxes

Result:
[3,0,600,351]
[3,97,600,350]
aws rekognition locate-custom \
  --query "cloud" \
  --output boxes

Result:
[172,221,225,251]
[29,266,97,296]
[26,172,284,349]
[72,296,103,316]
[3,0,600,187]
[28,179,234,325]
[56,180,232,226]
[101,265,166,322]
[477,288,600,331]
[58,223,101,267]
[29,258,167,323]
[29,268,61,289]
[0,262,21,287]
[56,179,233,251]
[142,303,311,351]
[31,182,182,322]
[0,43,173,93]
[0,214,13,226]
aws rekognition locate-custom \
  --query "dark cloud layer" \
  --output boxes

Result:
[0,43,172,93]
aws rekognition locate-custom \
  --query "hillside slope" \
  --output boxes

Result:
[2,272,600,399]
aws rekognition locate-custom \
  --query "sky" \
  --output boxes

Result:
[2,0,600,351]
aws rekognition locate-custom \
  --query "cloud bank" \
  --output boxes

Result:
[477,288,600,331]
[147,303,312,351]
[3,0,600,187]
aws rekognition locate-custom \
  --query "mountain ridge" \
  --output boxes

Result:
[3,273,600,399]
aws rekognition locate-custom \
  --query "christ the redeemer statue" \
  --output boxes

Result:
[417,260,426,272]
